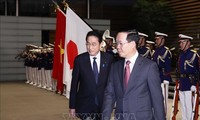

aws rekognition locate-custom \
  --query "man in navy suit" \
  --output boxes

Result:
[69,30,114,120]
[102,30,165,120]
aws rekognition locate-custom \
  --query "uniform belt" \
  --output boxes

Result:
[179,74,194,78]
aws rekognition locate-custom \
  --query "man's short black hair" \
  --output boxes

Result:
[86,30,102,43]
[126,29,140,42]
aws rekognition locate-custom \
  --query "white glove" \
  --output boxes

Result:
[112,49,118,54]
[163,80,169,85]
[191,85,196,92]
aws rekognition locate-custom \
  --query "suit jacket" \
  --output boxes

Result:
[102,55,166,120]
[69,52,113,115]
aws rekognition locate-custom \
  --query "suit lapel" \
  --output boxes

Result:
[125,55,144,93]
[119,59,126,92]
[85,52,93,70]
[98,52,111,85]
[85,53,96,85]
[98,52,104,85]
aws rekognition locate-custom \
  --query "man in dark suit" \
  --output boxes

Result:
[102,30,165,120]
[69,30,114,120]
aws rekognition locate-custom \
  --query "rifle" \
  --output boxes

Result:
[192,71,199,120]
[163,83,168,116]
[191,51,200,120]
[170,80,179,120]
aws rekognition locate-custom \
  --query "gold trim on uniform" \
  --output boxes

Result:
[142,47,151,58]
[184,50,198,70]
[157,46,172,64]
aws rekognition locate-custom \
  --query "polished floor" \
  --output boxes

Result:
[0,81,196,120]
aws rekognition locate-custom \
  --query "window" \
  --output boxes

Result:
[0,0,5,15]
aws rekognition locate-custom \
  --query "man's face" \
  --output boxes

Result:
[106,38,113,46]
[138,37,145,46]
[86,35,100,56]
[155,36,164,47]
[116,32,135,59]
[179,39,190,51]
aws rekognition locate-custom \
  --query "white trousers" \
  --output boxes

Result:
[32,67,38,85]
[41,68,46,88]
[30,67,36,84]
[35,67,39,85]
[25,66,30,82]
[28,67,33,83]
[38,69,42,87]
[52,78,57,91]
[44,70,52,89]
[161,83,169,117]
[179,91,193,120]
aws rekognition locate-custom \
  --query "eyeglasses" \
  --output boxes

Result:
[116,42,129,46]
[86,43,98,47]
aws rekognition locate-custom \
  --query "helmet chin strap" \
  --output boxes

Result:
[139,38,145,47]
[182,41,189,51]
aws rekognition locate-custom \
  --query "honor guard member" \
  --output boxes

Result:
[101,29,116,53]
[152,31,172,117]
[44,48,54,91]
[48,44,57,91]
[23,50,31,84]
[32,49,40,86]
[41,49,47,89]
[30,52,38,85]
[137,32,152,59]
[27,52,34,84]
[102,29,120,61]
[177,34,199,120]
[37,49,43,88]
[43,48,51,90]
[34,49,41,87]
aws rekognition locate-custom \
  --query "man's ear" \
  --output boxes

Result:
[132,41,136,48]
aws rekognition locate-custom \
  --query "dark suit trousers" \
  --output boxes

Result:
[78,104,101,120]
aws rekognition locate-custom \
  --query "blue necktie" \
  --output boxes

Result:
[93,57,99,106]
[93,57,98,84]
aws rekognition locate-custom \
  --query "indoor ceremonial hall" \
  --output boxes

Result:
[0,0,200,120]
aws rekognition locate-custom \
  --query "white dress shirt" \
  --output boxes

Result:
[90,52,101,73]
[124,51,139,73]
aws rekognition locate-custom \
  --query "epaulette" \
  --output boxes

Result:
[184,49,199,70]
[191,49,199,57]
[142,47,151,58]
[190,49,197,53]
[170,47,176,51]
[164,46,169,50]
[146,46,150,50]
[164,46,172,58]
[157,46,172,64]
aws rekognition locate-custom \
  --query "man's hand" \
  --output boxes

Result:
[190,85,196,92]
[163,80,169,85]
